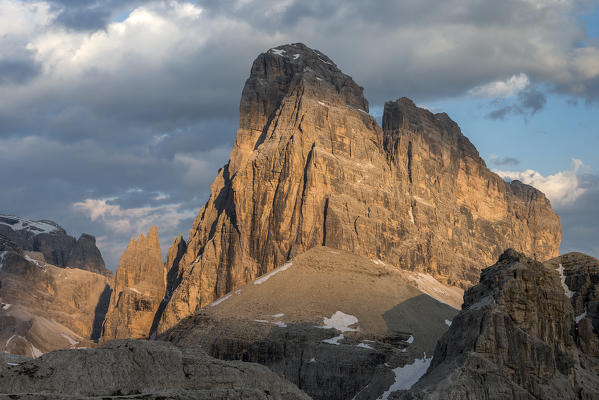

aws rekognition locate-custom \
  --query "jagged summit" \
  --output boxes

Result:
[125,43,560,336]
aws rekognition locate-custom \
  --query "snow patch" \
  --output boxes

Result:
[293,53,300,59]
[6,362,19,366]
[406,335,414,344]
[1,303,10,311]
[378,354,432,399]
[254,262,293,285]
[272,313,285,318]
[210,293,232,307]
[309,357,316,363]
[270,48,285,56]
[322,311,359,332]
[129,287,141,294]
[323,334,344,345]
[318,101,327,106]
[445,319,452,327]
[235,289,242,295]
[61,333,78,346]
[253,319,269,323]
[556,264,575,298]
[372,259,385,265]
[357,342,374,350]
[273,321,288,328]
[29,342,43,358]
[0,215,59,235]
[24,255,46,269]
[408,207,415,224]
[576,308,587,324]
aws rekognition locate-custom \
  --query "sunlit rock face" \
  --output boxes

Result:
[156,43,560,334]
[101,226,166,340]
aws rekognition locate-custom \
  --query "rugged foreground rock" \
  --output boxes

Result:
[0,235,111,356]
[164,246,459,400]
[102,226,166,340]
[397,250,599,399]
[0,214,110,276]
[0,339,310,399]
[155,43,560,334]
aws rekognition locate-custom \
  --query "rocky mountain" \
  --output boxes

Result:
[154,43,560,335]
[0,214,110,276]
[0,339,309,399]
[101,226,166,340]
[397,250,599,399]
[163,246,460,400]
[0,234,111,357]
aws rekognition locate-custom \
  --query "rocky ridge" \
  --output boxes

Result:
[397,250,599,399]
[0,339,310,399]
[0,235,111,357]
[0,214,110,276]
[101,226,166,340]
[154,43,560,334]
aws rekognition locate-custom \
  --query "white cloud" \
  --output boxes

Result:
[72,197,195,235]
[468,73,530,98]
[495,158,588,207]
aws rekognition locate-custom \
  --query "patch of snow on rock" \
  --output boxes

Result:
[61,333,78,346]
[254,262,293,285]
[445,319,452,327]
[1,303,11,311]
[322,311,359,332]
[270,48,285,56]
[29,342,43,358]
[0,215,59,235]
[309,357,316,363]
[273,321,288,328]
[7,362,19,366]
[323,334,344,345]
[576,308,587,324]
[557,264,575,298]
[129,287,141,294]
[210,293,232,307]
[357,342,374,350]
[406,335,414,344]
[378,354,433,399]
[272,313,285,318]
[253,319,269,323]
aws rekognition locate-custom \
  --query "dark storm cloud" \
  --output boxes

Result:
[1,0,599,265]
[490,156,520,167]
[486,86,547,120]
[0,55,41,85]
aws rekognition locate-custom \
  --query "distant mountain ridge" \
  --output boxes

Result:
[0,214,110,276]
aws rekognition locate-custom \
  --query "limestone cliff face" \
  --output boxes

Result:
[0,235,111,356]
[102,226,166,340]
[399,250,599,399]
[156,43,560,334]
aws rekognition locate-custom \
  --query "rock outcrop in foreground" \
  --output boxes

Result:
[155,43,560,334]
[0,339,310,399]
[101,226,166,340]
[398,250,599,399]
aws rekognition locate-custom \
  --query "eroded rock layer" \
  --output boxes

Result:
[398,250,599,399]
[101,226,166,340]
[156,43,560,334]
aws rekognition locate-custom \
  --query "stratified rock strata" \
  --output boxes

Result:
[156,43,560,334]
[0,339,310,399]
[398,250,599,399]
[101,226,166,340]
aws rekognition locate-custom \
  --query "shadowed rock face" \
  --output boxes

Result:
[0,214,110,276]
[0,235,112,356]
[154,43,560,334]
[101,226,166,340]
[0,339,310,399]
[397,250,599,399]
[152,44,560,332]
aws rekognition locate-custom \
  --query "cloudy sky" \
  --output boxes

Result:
[1,0,598,267]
